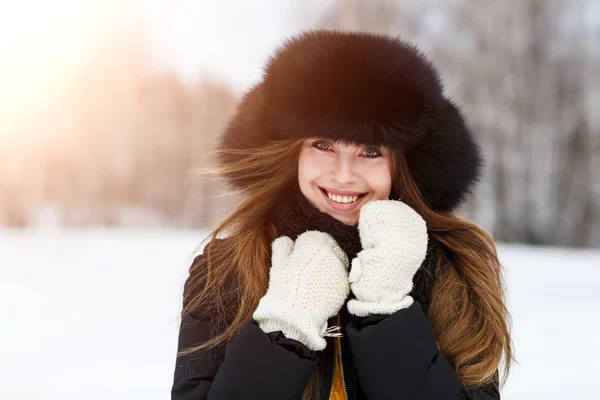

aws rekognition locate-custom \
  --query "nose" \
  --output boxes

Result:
[330,154,357,185]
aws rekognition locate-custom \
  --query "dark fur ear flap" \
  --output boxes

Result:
[218,84,265,155]
[405,100,483,211]
[217,84,268,189]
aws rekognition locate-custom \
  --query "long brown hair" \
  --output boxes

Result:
[180,138,512,397]
[390,151,512,389]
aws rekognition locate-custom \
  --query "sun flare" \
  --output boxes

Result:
[0,1,105,144]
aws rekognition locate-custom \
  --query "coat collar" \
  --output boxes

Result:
[272,183,362,260]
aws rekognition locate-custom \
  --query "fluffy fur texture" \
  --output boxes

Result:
[219,30,482,211]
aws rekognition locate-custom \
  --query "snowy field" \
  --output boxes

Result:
[1,228,598,399]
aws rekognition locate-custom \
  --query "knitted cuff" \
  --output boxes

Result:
[253,296,327,351]
[347,295,415,317]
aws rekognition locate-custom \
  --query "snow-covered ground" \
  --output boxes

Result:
[0,229,598,399]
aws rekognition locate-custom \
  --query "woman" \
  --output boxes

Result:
[171,30,512,400]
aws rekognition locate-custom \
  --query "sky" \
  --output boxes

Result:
[0,0,306,146]
[140,0,600,90]
[0,0,335,128]
[142,0,337,90]
[1,0,599,144]
[1,0,599,99]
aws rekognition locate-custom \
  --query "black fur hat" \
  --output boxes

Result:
[219,30,482,211]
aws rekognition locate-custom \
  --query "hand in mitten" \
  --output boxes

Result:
[347,200,428,317]
[253,231,349,351]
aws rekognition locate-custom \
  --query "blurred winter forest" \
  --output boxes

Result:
[1,0,599,248]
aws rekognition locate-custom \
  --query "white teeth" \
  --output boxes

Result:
[326,191,359,203]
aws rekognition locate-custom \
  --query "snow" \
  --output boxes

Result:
[499,245,600,399]
[1,229,598,399]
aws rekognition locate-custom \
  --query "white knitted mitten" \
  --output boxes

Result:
[347,200,428,317]
[253,231,349,351]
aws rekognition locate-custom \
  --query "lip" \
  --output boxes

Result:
[319,186,368,212]
[319,186,365,196]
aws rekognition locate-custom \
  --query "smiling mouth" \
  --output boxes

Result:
[318,187,367,204]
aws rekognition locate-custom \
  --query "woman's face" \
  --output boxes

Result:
[297,138,393,226]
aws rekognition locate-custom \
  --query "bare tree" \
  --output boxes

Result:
[438,0,600,247]
[0,27,238,229]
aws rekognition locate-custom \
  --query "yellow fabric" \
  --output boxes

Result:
[330,337,347,400]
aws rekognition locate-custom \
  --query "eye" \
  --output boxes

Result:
[312,141,332,152]
[362,147,382,158]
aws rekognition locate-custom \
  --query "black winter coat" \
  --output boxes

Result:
[171,250,500,400]
[171,190,500,399]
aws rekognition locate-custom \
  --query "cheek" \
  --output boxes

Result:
[297,150,321,188]
[298,150,331,183]
[364,163,392,198]
[373,177,392,198]
[297,153,312,184]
